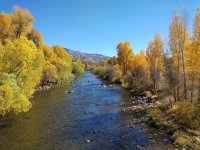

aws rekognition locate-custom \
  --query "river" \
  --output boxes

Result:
[0,71,176,150]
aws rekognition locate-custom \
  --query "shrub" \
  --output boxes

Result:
[171,101,200,129]
[72,58,85,75]
[121,66,151,91]
[147,107,166,127]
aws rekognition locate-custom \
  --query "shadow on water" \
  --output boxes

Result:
[0,71,176,150]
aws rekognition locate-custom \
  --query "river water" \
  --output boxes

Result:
[0,72,176,150]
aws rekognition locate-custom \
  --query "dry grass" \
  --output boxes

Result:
[169,101,200,130]
[147,99,200,148]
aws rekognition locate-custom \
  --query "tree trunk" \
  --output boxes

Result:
[173,87,177,102]
[190,76,194,99]
[181,47,187,99]
[177,56,181,101]
[198,78,200,104]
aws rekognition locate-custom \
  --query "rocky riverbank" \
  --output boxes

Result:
[35,79,76,91]
[124,90,200,149]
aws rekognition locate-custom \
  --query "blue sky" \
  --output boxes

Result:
[0,0,199,56]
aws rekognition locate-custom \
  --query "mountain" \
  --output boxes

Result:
[65,48,110,64]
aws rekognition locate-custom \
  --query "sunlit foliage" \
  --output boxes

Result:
[117,41,134,76]
[146,33,164,90]
[185,7,200,99]
[0,13,13,42]
[72,58,85,75]
[12,6,34,39]
[0,6,83,116]
[52,45,73,82]
[0,37,44,115]
[27,28,43,49]
[122,50,150,91]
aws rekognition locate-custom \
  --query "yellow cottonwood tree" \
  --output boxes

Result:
[27,29,43,49]
[169,10,189,101]
[185,7,200,99]
[0,13,13,42]
[0,83,14,115]
[122,50,150,91]
[185,42,200,98]
[0,37,44,115]
[146,33,164,90]
[41,45,58,84]
[41,45,73,84]
[52,45,73,82]
[72,58,85,75]
[42,62,58,83]
[42,45,56,61]
[193,7,200,43]
[117,41,134,76]
[0,6,80,116]
[12,6,34,38]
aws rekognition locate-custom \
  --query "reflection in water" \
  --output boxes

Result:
[0,72,175,150]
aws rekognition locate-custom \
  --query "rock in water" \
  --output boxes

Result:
[122,145,128,149]
[65,90,74,94]
[111,117,115,120]
[93,130,97,134]
[86,139,90,143]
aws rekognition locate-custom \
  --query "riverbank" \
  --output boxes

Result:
[125,89,200,149]
[147,93,200,149]
[35,75,78,91]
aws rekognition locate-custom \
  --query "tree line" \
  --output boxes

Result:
[92,7,200,101]
[0,6,85,116]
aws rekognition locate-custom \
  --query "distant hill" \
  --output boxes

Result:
[65,48,110,64]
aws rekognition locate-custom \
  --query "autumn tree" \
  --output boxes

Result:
[42,62,58,84]
[41,45,73,84]
[41,45,57,84]
[42,44,56,61]
[107,56,118,66]
[0,6,34,41]
[122,50,150,91]
[27,29,43,49]
[0,13,13,42]
[52,45,73,81]
[117,41,134,76]
[0,37,44,115]
[72,58,85,75]
[181,8,189,99]
[0,6,82,116]
[193,7,200,101]
[192,7,200,43]
[163,53,174,92]
[110,64,122,83]
[185,7,200,99]
[12,6,34,39]
[146,33,164,90]
[169,10,189,101]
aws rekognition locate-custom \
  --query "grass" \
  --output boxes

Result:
[147,107,166,128]
[147,98,200,149]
